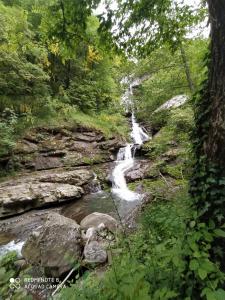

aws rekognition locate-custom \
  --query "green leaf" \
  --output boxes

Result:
[214,229,225,238]
[215,289,225,300]
[190,259,199,271]
[198,268,207,280]
[201,259,216,272]
[206,289,225,300]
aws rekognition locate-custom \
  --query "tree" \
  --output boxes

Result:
[103,0,205,92]
[191,0,225,246]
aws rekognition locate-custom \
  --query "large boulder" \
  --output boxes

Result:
[80,212,118,232]
[22,213,82,277]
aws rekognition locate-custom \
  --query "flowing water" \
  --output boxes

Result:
[0,77,150,257]
[111,80,149,201]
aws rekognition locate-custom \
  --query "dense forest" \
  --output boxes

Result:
[0,0,225,300]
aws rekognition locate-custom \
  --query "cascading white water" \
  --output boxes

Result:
[131,113,149,145]
[0,240,24,257]
[111,79,150,201]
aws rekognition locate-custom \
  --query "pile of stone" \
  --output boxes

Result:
[21,212,119,277]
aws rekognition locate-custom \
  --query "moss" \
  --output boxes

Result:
[144,127,174,159]
[163,164,183,179]
[147,160,166,178]
[82,155,106,165]
[143,106,193,164]
[127,181,141,191]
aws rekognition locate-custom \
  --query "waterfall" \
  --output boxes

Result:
[111,79,150,201]
[131,113,149,146]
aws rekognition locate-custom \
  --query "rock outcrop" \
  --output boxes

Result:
[22,213,82,277]
[1,125,124,172]
[125,160,152,182]
[0,125,125,218]
[0,169,92,217]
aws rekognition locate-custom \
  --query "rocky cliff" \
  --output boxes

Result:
[0,125,125,218]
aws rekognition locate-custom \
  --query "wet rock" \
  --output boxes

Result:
[83,241,107,265]
[99,139,125,152]
[22,213,81,277]
[126,168,144,181]
[80,212,118,232]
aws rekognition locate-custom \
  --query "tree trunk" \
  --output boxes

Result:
[205,0,225,166]
[180,44,195,93]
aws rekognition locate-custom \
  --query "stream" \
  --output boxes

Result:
[0,78,149,257]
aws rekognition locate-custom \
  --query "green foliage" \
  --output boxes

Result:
[133,40,208,123]
[144,106,193,159]
[0,251,31,299]
[0,0,127,160]
[59,188,191,300]
[112,0,206,56]
[0,108,18,156]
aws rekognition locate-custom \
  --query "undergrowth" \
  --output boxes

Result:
[58,187,193,300]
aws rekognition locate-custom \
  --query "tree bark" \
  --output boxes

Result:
[205,0,225,166]
[180,44,195,93]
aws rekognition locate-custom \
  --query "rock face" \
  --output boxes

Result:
[80,212,118,232]
[84,241,107,265]
[22,213,81,277]
[0,125,125,218]
[0,169,92,217]
[2,126,124,172]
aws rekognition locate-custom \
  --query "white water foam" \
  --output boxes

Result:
[0,240,24,257]
[111,79,150,201]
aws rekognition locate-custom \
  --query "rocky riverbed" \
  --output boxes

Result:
[0,123,152,253]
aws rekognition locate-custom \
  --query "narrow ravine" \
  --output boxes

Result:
[111,80,149,201]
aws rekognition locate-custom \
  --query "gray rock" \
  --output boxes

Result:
[0,183,83,217]
[14,259,28,270]
[80,212,118,232]
[125,160,152,182]
[84,241,107,265]
[22,213,82,277]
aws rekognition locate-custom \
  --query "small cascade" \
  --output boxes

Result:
[111,78,150,201]
[112,144,140,201]
[88,172,102,193]
[0,240,24,257]
[131,113,149,146]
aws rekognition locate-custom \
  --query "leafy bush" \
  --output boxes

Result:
[0,251,31,299]
[0,108,18,156]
